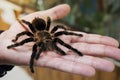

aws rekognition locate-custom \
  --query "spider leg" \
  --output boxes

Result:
[30,44,38,73]
[50,25,67,33]
[21,20,36,33]
[54,31,83,37]
[35,42,44,60]
[7,38,34,49]
[53,39,66,55]
[12,31,33,42]
[54,38,83,56]
[46,17,51,31]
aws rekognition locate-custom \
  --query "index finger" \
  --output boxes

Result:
[70,32,119,47]
[22,4,70,21]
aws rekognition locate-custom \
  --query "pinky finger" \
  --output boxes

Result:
[63,55,115,72]
[36,55,95,77]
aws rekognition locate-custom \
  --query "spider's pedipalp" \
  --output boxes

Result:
[21,20,36,32]
[51,25,67,33]
[35,42,44,60]
[7,38,34,49]
[46,17,51,31]
[30,44,38,73]
[54,31,83,37]
[12,31,33,42]
[54,38,83,56]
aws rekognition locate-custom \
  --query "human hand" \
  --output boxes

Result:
[0,4,120,77]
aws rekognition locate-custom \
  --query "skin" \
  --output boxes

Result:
[0,4,120,77]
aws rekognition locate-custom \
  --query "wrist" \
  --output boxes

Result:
[0,30,14,77]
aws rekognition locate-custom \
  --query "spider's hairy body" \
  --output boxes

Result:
[35,31,52,42]
[7,17,83,73]
[35,31,54,51]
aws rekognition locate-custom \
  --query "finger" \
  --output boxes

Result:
[71,43,120,60]
[70,32,119,47]
[63,55,115,72]
[40,4,70,21]
[22,4,70,21]
[36,54,95,77]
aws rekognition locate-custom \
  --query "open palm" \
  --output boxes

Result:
[0,4,120,77]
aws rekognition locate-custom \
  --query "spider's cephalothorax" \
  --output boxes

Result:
[7,17,83,73]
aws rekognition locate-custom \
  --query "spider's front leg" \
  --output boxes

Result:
[21,19,36,33]
[46,17,51,31]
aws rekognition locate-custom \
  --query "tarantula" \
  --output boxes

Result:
[7,17,83,73]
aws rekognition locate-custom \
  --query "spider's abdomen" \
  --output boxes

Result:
[32,17,46,30]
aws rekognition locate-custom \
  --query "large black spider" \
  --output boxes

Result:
[7,17,83,73]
